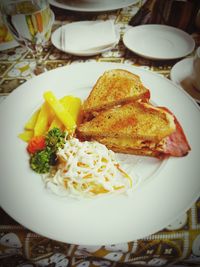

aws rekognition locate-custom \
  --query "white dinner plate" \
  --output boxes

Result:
[170,57,200,104]
[51,21,120,56]
[123,25,195,60]
[0,62,200,245]
[49,0,139,12]
[0,39,19,51]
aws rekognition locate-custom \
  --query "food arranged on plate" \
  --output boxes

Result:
[19,69,191,198]
[19,92,81,141]
[19,90,132,198]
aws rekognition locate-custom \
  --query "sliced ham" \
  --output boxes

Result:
[159,107,191,157]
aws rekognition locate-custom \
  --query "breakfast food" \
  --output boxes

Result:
[82,69,150,120]
[18,68,191,198]
[78,68,191,158]
[18,91,81,142]
[20,90,133,198]
[77,101,190,158]
[43,91,77,134]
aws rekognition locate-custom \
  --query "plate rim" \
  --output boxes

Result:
[0,62,200,245]
[123,24,195,60]
[49,0,139,12]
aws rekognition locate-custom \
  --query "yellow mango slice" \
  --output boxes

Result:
[18,130,33,142]
[25,108,40,130]
[43,91,76,133]
[34,102,50,136]
[60,96,81,123]
[48,96,81,131]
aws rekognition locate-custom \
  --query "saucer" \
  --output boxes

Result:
[170,57,200,103]
[51,21,120,56]
[123,25,195,60]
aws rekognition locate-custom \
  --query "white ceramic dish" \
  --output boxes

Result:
[170,57,200,104]
[0,62,200,245]
[123,25,195,60]
[49,0,139,12]
[51,21,120,56]
[0,39,19,51]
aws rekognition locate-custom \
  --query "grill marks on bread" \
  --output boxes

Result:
[78,102,176,142]
[83,69,150,115]
[77,69,190,158]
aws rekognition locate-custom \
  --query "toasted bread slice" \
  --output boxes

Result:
[82,69,150,117]
[78,101,176,142]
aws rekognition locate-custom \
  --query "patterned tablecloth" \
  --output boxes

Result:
[0,1,200,266]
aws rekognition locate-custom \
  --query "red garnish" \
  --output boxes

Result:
[27,136,46,154]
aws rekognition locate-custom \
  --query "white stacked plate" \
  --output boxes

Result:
[123,24,195,60]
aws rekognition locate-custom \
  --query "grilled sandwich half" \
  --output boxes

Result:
[82,69,150,119]
[77,101,190,158]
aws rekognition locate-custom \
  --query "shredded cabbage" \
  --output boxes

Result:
[42,137,132,198]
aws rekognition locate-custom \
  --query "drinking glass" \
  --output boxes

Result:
[0,0,54,75]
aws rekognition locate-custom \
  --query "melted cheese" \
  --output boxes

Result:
[97,136,166,150]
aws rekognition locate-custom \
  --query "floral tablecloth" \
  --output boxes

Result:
[0,1,200,266]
